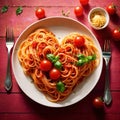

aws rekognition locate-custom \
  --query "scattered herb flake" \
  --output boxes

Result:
[16,6,23,15]
[1,5,8,13]
[62,10,70,17]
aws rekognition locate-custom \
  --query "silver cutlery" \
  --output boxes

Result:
[4,27,14,92]
[102,39,112,105]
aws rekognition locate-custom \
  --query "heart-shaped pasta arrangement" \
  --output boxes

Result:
[18,29,100,102]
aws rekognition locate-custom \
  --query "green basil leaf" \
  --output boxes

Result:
[76,59,84,66]
[56,81,65,92]
[52,56,59,63]
[46,54,55,62]
[47,54,59,63]
[77,54,85,59]
[87,54,96,61]
[86,56,93,61]
[92,54,96,60]
[54,61,62,69]
[76,54,96,66]
[16,6,23,15]
[1,5,8,13]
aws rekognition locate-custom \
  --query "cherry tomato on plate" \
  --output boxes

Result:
[74,36,85,48]
[112,28,120,41]
[49,68,61,80]
[93,97,104,109]
[79,0,89,5]
[40,60,52,71]
[106,3,116,15]
[74,6,83,17]
[35,8,45,19]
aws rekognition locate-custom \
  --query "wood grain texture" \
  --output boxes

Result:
[0,92,120,120]
[0,92,120,113]
[0,114,120,120]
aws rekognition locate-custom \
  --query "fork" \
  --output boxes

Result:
[102,39,112,105]
[4,27,14,92]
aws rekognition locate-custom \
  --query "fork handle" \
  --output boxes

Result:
[103,62,112,105]
[5,48,12,92]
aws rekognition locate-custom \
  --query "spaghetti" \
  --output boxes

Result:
[18,29,100,102]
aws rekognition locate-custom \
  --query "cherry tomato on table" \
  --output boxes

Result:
[93,97,104,109]
[74,36,85,48]
[49,68,61,80]
[106,3,116,15]
[74,6,83,17]
[40,60,52,71]
[112,28,120,41]
[79,0,89,5]
[35,8,45,19]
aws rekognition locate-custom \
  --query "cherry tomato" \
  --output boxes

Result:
[79,0,89,5]
[40,60,52,71]
[106,3,116,15]
[93,97,104,109]
[74,36,85,48]
[49,68,61,80]
[74,6,83,17]
[35,8,45,19]
[113,28,120,41]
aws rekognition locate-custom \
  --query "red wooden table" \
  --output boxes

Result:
[0,0,120,120]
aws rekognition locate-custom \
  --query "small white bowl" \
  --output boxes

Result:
[88,7,109,30]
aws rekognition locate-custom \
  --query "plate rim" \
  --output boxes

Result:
[12,16,103,107]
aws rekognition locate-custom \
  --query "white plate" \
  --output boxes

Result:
[12,16,103,107]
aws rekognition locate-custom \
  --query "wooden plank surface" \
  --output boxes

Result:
[0,91,120,113]
[0,0,120,37]
[0,92,120,120]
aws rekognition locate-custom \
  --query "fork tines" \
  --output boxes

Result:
[103,40,111,52]
[6,27,14,42]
